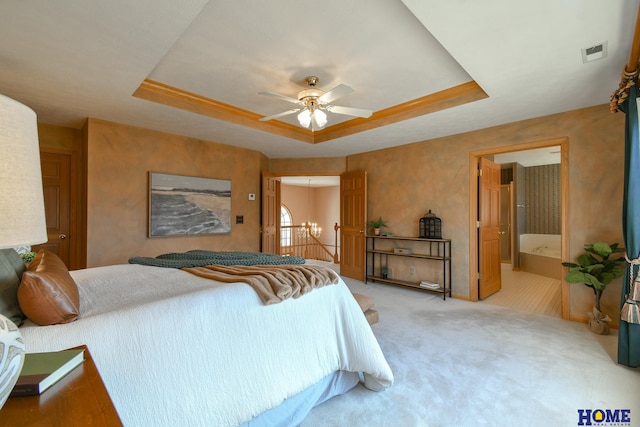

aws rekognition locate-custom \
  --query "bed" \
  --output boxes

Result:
[1,249,393,426]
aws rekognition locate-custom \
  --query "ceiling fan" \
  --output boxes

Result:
[258,76,373,131]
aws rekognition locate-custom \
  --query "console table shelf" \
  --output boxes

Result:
[366,235,451,299]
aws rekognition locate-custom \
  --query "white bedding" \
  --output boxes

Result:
[19,264,393,426]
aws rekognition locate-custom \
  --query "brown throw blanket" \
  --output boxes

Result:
[182,264,339,305]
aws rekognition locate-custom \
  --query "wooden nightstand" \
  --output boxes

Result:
[0,345,122,426]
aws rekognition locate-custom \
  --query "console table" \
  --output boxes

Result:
[366,235,452,299]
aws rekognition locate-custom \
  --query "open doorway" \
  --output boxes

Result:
[280,176,340,264]
[469,138,569,319]
[263,171,367,281]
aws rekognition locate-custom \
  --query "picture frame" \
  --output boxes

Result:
[148,172,231,237]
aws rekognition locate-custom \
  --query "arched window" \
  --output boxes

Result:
[281,204,293,248]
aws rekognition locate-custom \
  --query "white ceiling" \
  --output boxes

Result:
[281,176,340,188]
[0,1,637,159]
[494,146,561,167]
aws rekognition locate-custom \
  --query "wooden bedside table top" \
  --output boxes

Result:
[0,345,122,426]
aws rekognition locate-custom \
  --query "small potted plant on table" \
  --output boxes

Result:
[367,217,388,236]
[562,242,626,335]
[381,265,389,279]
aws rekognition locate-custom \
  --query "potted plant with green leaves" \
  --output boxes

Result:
[381,265,389,279]
[367,217,388,236]
[20,251,37,264]
[562,242,626,335]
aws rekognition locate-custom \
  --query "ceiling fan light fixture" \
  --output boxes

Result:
[314,109,327,128]
[298,88,324,99]
[297,109,312,128]
[260,75,371,128]
[297,107,327,129]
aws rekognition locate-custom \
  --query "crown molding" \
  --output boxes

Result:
[133,79,487,144]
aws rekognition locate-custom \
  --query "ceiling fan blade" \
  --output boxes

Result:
[258,91,301,104]
[318,84,354,104]
[325,105,373,118]
[259,108,301,122]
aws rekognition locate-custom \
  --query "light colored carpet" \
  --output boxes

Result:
[301,277,640,427]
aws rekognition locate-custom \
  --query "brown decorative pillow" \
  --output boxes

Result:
[17,250,79,325]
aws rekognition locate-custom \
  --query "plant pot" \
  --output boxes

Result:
[374,228,381,236]
[588,307,611,335]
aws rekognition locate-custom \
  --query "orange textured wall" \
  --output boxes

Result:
[85,118,266,267]
[281,184,311,226]
[80,103,625,322]
[347,104,625,321]
[269,157,346,175]
[38,123,83,152]
[315,186,340,250]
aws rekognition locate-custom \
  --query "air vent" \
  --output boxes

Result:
[582,42,608,63]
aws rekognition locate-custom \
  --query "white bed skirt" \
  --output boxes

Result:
[244,371,360,427]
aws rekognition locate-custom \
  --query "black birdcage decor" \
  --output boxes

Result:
[419,210,442,239]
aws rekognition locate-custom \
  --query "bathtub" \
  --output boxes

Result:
[518,234,562,280]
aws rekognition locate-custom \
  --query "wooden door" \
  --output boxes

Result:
[340,170,367,281]
[478,157,501,299]
[32,152,71,267]
[261,176,280,254]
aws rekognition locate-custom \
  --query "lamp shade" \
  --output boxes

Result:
[0,94,47,249]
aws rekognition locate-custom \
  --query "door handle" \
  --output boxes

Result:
[59,234,67,240]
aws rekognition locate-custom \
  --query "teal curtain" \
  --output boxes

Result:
[619,83,640,367]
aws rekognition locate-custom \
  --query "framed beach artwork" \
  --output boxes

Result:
[149,172,231,237]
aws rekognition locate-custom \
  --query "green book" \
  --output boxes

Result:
[10,349,85,397]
